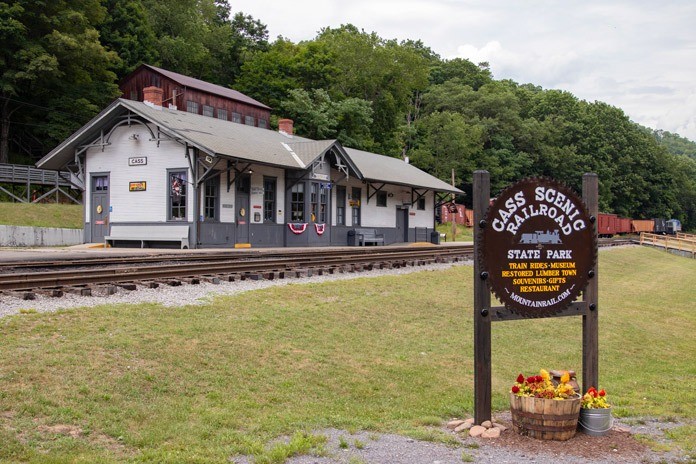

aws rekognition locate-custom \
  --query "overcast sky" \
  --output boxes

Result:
[233,0,696,142]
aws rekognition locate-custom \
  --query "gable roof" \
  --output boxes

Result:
[37,99,462,194]
[132,64,271,111]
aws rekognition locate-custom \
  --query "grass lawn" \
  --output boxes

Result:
[0,203,83,229]
[435,222,473,242]
[0,246,694,463]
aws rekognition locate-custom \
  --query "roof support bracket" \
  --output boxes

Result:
[411,188,427,205]
[366,182,386,204]
[227,161,252,192]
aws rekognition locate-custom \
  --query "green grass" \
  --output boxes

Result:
[0,247,694,462]
[0,203,83,229]
[436,222,473,242]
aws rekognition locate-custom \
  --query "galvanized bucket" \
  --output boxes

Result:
[578,407,613,436]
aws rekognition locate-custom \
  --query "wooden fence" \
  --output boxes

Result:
[640,232,696,258]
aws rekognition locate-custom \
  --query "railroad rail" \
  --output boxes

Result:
[0,246,473,298]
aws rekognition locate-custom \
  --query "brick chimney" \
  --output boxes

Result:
[278,118,294,135]
[143,86,164,107]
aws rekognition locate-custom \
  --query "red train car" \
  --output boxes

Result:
[598,213,618,237]
[439,204,473,226]
[617,217,631,234]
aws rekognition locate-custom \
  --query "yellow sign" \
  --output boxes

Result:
[96,205,103,214]
[129,181,147,191]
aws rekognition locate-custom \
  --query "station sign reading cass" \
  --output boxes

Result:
[480,177,596,317]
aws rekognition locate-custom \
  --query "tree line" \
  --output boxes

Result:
[2,0,695,228]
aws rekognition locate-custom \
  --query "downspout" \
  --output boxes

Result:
[185,143,199,249]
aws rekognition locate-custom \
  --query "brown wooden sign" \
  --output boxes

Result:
[473,172,599,425]
[480,177,596,317]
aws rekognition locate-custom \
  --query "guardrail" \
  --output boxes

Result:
[0,163,72,186]
[640,232,696,258]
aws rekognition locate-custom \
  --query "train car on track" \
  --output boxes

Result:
[631,219,655,234]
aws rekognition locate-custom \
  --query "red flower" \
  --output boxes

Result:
[526,376,535,384]
[517,374,525,384]
[588,386,596,393]
[535,375,543,383]
[512,385,520,393]
[599,389,606,397]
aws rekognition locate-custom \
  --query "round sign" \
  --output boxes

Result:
[480,177,596,317]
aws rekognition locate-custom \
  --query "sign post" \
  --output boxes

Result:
[473,172,598,424]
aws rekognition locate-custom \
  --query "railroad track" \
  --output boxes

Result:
[0,237,637,299]
[0,245,473,298]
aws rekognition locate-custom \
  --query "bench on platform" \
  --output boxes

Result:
[349,228,385,246]
[104,224,190,249]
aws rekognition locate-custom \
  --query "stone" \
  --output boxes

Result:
[464,418,475,426]
[492,422,507,432]
[481,420,493,429]
[469,425,486,437]
[454,422,472,432]
[447,420,465,430]
[482,427,501,438]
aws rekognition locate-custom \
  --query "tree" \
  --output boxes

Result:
[98,0,158,77]
[279,88,373,150]
[0,0,120,163]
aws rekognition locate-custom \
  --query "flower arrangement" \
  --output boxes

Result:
[581,387,610,409]
[511,369,577,400]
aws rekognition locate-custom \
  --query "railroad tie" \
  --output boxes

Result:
[36,289,63,298]
[92,285,118,297]
[65,287,92,297]
[8,291,36,300]
[116,283,137,291]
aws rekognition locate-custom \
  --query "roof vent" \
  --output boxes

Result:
[278,118,294,136]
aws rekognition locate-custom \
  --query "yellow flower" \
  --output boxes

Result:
[540,369,550,381]
[560,371,570,384]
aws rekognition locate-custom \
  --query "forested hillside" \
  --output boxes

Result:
[2,0,695,228]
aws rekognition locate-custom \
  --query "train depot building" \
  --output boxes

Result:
[37,67,460,249]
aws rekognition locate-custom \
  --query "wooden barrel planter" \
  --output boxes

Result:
[510,393,581,441]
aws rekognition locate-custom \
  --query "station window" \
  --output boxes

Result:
[263,177,276,222]
[258,118,267,129]
[244,115,255,126]
[217,109,228,121]
[186,101,199,114]
[168,170,188,220]
[376,191,387,207]
[129,90,138,101]
[310,183,319,222]
[417,197,426,210]
[204,176,218,221]
[291,183,304,222]
[232,112,241,123]
[319,184,328,223]
[93,176,108,192]
[336,186,346,225]
[202,105,214,117]
[351,187,361,226]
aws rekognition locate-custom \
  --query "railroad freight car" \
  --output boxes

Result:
[631,219,655,233]
[598,213,619,237]
[653,218,667,234]
[617,217,632,235]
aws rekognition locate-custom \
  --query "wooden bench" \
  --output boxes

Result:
[350,228,385,246]
[105,224,190,249]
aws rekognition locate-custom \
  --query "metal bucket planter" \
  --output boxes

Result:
[578,407,613,436]
[510,393,581,441]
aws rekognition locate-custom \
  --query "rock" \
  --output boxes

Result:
[492,422,507,432]
[482,427,501,438]
[447,419,465,430]
[469,425,486,437]
[454,422,472,432]
[464,418,475,425]
[481,420,493,429]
